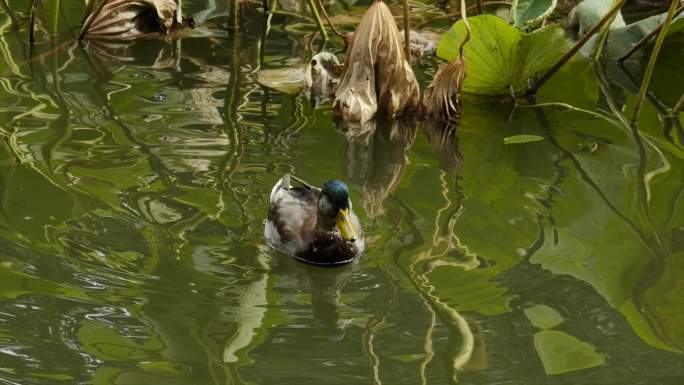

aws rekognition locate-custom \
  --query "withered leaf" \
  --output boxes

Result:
[81,0,183,40]
[305,52,342,106]
[334,1,420,123]
[422,57,466,122]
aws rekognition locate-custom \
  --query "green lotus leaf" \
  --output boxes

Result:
[437,15,569,95]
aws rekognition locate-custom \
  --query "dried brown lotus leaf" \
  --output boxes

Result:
[334,1,421,122]
[422,57,466,122]
[82,0,182,40]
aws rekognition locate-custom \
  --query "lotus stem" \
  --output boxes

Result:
[631,0,680,126]
[0,0,19,29]
[618,5,683,63]
[476,0,483,14]
[525,0,627,96]
[52,0,60,36]
[403,0,411,63]
[229,0,238,30]
[458,0,471,59]
[306,0,328,41]
[316,0,344,41]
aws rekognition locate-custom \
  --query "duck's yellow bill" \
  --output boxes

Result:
[336,208,357,242]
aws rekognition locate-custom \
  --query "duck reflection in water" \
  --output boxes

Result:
[335,117,418,219]
[271,254,357,342]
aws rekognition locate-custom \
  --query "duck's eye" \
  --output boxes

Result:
[311,59,317,66]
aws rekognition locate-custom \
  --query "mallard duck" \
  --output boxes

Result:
[265,174,365,266]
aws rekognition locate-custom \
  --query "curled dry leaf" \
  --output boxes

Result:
[81,0,184,40]
[422,57,466,122]
[334,1,420,122]
[305,52,343,106]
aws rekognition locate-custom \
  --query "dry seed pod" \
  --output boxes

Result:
[334,1,421,122]
[422,57,466,122]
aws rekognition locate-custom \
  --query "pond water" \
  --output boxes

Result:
[1,1,683,385]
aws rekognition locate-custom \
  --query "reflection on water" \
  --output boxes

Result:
[1,2,684,385]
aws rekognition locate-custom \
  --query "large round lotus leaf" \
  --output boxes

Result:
[437,15,569,95]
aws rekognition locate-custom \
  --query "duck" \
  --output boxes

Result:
[265,174,365,266]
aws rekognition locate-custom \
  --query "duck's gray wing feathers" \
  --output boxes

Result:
[266,176,320,255]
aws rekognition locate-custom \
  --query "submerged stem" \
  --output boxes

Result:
[631,0,680,126]
[29,0,36,44]
[526,0,627,95]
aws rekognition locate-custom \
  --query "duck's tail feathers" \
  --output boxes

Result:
[270,174,295,204]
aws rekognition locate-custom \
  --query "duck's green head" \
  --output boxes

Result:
[321,180,357,242]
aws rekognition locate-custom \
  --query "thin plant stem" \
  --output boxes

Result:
[262,0,269,12]
[229,0,238,30]
[306,0,328,41]
[268,10,312,22]
[673,94,684,115]
[316,0,344,40]
[476,0,483,14]
[458,0,471,58]
[592,0,622,60]
[525,0,627,95]
[52,0,60,36]
[618,6,683,63]
[631,0,680,126]
[403,0,411,63]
